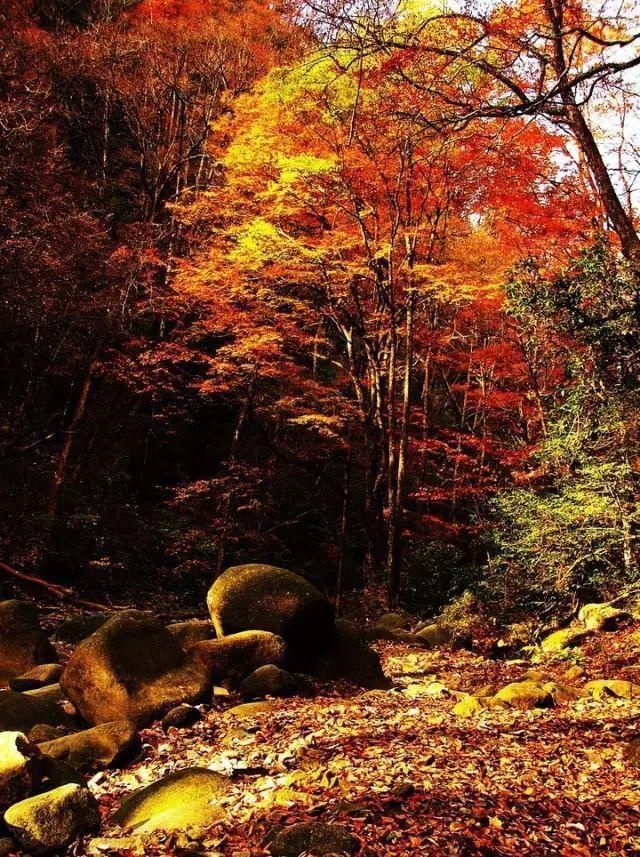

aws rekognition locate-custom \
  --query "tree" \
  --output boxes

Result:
[306,0,640,263]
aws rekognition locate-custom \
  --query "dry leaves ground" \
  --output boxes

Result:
[80,624,640,856]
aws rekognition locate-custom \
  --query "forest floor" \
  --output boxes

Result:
[79,623,640,857]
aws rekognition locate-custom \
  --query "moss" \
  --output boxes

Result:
[585,679,640,700]
[38,721,140,771]
[540,627,592,653]
[5,784,99,854]
[495,681,554,710]
[112,768,229,834]
[207,564,334,657]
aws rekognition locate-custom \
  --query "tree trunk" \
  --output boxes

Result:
[47,357,99,525]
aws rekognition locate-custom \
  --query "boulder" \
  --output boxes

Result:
[453,696,507,717]
[0,838,16,856]
[542,681,585,704]
[495,681,555,711]
[374,613,407,632]
[267,821,359,856]
[28,725,65,744]
[0,690,71,733]
[585,679,640,700]
[540,627,592,653]
[0,732,37,811]
[0,601,57,685]
[311,620,389,689]
[10,664,63,692]
[38,721,140,770]
[161,704,202,730]
[24,683,65,705]
[578,603,632,632]
[112,768,230,834]
[239,665,297,699]
[60,614,211,726]
[39,757,85,791]
[166,619,216,651]
[5,783,99,854]
[52,610,155,645]
[192,630,288,683]
[414,623,453,648]
[207,564,334,658]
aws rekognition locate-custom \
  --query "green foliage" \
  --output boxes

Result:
[490,243,640,617]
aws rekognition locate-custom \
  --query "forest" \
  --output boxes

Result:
[1,0,640,853]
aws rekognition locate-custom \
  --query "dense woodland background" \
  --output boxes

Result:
[2,0,640,626]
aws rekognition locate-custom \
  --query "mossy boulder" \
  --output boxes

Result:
[23,684,65,705]
[540,627,592,653]
[112,768,230,834]
[224,701,276,720]
[38,721,140,771]
[192,630,287,684]
[207,564,334,658]
[61,614,211,726]
[10,664,63,692]
[585,679,640,700]
[541,681,585,704]
[0,690,71,733]
[495,681,555,710]
[161,704,202,730]
[239,665,297,699]
[0,601,57,685]
[267,821,359,856]
[52,611,154,645]
[311,620,389,689]
[452,696,506,717]
[414,623,453,648]
[374,613,407,632]
[578,603,632,632]
[5,784,99,854]
[0,732,37,811]
[166,620,215,651]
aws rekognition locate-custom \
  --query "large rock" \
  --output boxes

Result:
[192,630,288,683]
[166,620,215,651]
[374,613,407,632]
[5,783,99,854]
[311,620,389,689]
[207,564,334,659]
[0,601,57,685]
[60,614,211,726]
[267,821,359,856]
[112,768,230,833]
[52,610,154,645]
[0,732,37,811]
[414,623,453,648]
[38,721,141,770]
[578,603,632,632]
[161,704,202,730]
[239,665,297,699]
[586,679,640,700]
[540,627,592,653]
[453,696,506,717]
[10,664,63,692]
[495,681,554,710]
[0,690,71,733]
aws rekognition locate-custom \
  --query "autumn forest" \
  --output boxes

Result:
[1,0,640,853]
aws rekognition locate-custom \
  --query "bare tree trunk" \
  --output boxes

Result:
[47,357,99,525]
[545,0,640,265]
